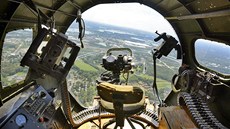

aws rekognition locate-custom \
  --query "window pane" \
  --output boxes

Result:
[1,29,32,87]
[66,3,181,107]
[195,39,230,74]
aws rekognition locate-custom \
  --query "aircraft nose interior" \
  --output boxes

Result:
[0,0,230,129]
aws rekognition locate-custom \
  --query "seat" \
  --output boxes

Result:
[97,82,146,128]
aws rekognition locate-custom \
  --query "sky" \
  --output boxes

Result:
[82,3,177,37]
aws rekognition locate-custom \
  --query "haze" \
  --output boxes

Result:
[82,3,177,37]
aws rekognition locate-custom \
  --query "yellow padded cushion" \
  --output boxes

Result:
[97,82,144,104]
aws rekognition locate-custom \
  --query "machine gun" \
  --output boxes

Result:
[153,31,182,59]
[152,31,182,106]
[99,48,135,84]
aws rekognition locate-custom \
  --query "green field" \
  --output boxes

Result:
[135,74,170,89]
[120,73,170,89]
[74,59,98,72]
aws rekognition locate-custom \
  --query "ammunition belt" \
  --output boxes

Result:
[132,108,159,127]
[178,92,227,129]
[60,81,158,128]
[73,106,159,128]
[60,82,78,127]
[73,106,114,126]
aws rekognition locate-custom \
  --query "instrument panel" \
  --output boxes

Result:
[0,85,70,129]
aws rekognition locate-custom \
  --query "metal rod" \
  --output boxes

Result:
[0,18,68,29]
[166,9,230,20]
[126,117,135,129]
[0,18,37,23]
[129,117,145,129]
[90,120,100,128]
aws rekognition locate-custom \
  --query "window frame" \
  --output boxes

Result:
[193,38,230,78]
[1,28,32,87]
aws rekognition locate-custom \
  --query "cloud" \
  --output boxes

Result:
[83,3,177,37]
